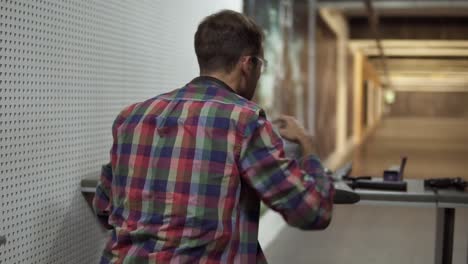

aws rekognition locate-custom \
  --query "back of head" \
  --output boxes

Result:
[195,10,263,74]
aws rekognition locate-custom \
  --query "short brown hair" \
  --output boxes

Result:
[195,10,263,73]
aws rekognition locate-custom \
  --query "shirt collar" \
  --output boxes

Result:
[190,76,237,94]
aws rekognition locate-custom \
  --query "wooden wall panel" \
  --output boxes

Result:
[389,92,468,117]
[294,0,311,129]
[315,16,337,157]
[346,50,354,139]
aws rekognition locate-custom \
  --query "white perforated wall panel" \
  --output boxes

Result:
[0,0,241,263]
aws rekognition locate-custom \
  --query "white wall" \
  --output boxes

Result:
[0,1,242,263]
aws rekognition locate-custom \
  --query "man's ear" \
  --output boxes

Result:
[240,56,253,75]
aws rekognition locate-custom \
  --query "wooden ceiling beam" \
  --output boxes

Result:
[370,58,468,67]
[351,39,468,49]
[363,0,390,85]
[378,71,468,76]
[362,48,468,57]
[318,1,468,17]
[393,86,468,93]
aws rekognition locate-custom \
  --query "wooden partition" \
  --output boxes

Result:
[315,15,337,158]
[352,52,382,144]
[346,49,354,139]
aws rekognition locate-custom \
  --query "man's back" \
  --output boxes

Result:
[95,77,334,263]
[96,77,270,263]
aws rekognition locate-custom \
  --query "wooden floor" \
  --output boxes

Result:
[347,117,468,180]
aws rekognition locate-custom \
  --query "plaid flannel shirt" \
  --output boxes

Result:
[93,76,335,263]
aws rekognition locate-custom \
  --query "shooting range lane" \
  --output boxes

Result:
[348,117,468,181]
[265,117,468,264]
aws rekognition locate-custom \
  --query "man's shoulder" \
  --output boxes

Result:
[112,88,180,123]
[214,94,267,128]
[122,88,180,113]
[114,84,265,124]
[232,96,264,116]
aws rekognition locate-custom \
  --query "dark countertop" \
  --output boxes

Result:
[81,176,361,204]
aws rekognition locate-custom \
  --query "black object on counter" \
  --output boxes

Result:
[348,180,408,192]
[424,177,467,191]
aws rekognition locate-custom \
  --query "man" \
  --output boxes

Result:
[94,10,334,263]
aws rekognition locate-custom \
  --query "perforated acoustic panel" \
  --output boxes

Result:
[0,1,241,263]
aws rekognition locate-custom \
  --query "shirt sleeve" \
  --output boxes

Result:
[93,163,113,217]
[92,104,137,217]
[239,114,335,230]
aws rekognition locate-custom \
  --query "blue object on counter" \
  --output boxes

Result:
[383,170,400,181]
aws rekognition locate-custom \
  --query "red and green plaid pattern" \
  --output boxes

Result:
[93,76,335,263]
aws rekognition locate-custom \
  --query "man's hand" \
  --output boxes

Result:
[273,115,317,157]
